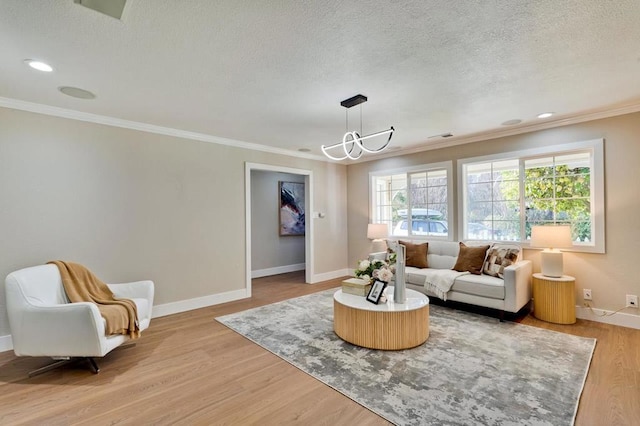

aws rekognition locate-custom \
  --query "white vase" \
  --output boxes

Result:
[391,242,407,304]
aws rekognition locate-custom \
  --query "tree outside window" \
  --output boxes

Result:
[464,151,593,244]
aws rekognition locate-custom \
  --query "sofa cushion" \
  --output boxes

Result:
[452,274,505,300]
[483,244,521,278]
[426,241,459,269]
[399,240,428,268]
[452,243,490,275]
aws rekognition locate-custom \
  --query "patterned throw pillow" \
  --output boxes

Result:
[483,244,521,278]
[452,242,490,275]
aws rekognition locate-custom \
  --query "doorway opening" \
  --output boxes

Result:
[245,163,313,296]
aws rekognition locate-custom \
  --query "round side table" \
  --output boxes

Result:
[532,273,576,324]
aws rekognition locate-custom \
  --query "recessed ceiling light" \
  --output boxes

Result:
[24,59,53,72]
[537,112,554,119]
[502,119,522,126]
[58,86,96,100]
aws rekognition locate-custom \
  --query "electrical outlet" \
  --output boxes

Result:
[583,289,592,300]
[626,294,638,308]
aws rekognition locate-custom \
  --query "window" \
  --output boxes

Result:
[460,139,604,252]
[524,153,592,241]
[371,162,453,239]
[464,159,520,240]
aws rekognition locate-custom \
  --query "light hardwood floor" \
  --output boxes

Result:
[0,271,638,425]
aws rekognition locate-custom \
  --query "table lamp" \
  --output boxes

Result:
[530,225,572,278]
[367,223,388,253]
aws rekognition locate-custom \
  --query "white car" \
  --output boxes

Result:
[393,219,448,237]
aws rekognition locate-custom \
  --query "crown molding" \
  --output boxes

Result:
[3,96,639,165]
[0,97,327,162]
[356,101,640,163]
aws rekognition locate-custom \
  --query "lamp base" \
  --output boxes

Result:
[371,239,387,253]
[540,250,564,278]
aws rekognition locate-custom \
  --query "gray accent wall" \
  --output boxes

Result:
[251,170,305,273]
[0,107,348,338]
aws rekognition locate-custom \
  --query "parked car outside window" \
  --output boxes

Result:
[393,219,448,237]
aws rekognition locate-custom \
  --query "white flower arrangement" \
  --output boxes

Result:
[358,260,371,271]
[376,268,393,283]
[354,258,394,284]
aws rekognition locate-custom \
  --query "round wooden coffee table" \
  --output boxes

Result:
[333,287,429,350]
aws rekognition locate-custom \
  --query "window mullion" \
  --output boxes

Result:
[552,156,557,222]
[406,172,413,236]
[491,163,495,239]
[519,158,526,241]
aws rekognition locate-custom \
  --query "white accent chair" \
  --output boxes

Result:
[5,264,154,376]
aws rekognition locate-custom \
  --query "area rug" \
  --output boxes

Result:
[216,289,595,426]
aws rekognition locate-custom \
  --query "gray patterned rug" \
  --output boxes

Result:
[216,289,595,426]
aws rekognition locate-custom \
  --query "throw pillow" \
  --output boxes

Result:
[399,240,429,268]
[483,244,521,278]
[452,242,490,275]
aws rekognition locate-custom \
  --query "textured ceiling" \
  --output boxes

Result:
[1,0,640,161]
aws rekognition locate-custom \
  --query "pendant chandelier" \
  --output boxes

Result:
[321,94,394,161]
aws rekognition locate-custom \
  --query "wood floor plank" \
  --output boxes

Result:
[0,271,638,425]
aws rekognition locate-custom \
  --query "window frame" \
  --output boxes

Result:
[370,161,454,241]
[458,138,605,253]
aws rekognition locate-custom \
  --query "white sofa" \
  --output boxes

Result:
[372,240,532,319]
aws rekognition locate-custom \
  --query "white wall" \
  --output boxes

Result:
[251,170,305,276]
[347,112,640,328]
[0,107,349,347]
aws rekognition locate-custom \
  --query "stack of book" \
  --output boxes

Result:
[341,277,372,296]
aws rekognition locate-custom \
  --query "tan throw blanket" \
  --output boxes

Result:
[48,261,140,339]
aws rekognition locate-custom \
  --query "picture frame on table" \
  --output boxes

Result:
[366,279,387,304]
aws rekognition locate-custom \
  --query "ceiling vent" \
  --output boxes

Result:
[74,0,127,20]
[428,132,453,139]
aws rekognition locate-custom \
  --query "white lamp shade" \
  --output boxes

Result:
[367,223,388,240]
[530,225,572,249]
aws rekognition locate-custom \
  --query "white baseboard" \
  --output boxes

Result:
[251,263,305,279]
[310,268,350,284]
[3,297,637,354]
[0,335,13,353]
[152,288,249,318]
[575,305,640,329]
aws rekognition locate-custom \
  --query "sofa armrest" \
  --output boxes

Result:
[108,280,155,321]
[502,260,532,313]
[368,252,388,262]
[10,302,107,357]
[108,280,154,303]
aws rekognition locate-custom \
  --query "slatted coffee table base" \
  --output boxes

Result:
[333,299,429,350]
